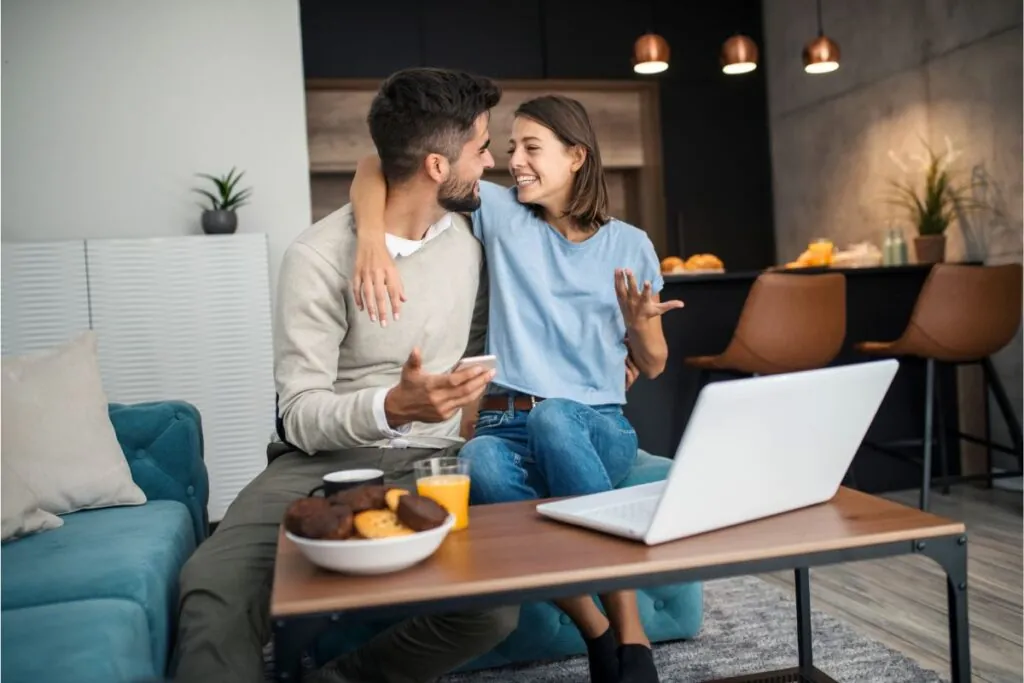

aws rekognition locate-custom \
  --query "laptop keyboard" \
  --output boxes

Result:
[584,497,659,529]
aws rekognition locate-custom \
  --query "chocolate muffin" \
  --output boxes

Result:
[321,504,355,540]
[396,494,449,532]
[330,485,386,513]
[284,497,344,539]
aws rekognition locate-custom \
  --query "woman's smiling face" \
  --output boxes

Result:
[507,115,583,213]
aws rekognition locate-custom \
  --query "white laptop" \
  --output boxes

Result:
[536,359,899,545]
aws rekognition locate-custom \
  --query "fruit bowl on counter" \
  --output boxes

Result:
[783,240,883,269]
[661,254,725,275]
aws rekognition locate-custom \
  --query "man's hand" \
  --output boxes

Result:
[625,348,640,391]
[384,348,494,427]
[353,236,405,327]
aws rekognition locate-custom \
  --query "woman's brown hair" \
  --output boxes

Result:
[514,95,610,230]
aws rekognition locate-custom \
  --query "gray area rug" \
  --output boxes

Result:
[443,576,948,682]
[267,575,948,682]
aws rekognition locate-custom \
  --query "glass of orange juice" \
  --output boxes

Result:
[414,457,471,531]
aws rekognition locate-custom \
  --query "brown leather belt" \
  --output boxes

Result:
[479,394,545,413]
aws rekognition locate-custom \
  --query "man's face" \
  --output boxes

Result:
[437,113,494,213]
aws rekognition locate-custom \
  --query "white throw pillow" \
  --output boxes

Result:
[1,331,147,515]
[1,462,63,541]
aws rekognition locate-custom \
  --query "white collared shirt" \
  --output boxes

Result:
[371,214,458,448]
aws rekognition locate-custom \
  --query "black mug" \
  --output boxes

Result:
[307,468,385,498]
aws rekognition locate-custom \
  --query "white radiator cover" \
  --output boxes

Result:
[1,235,275,522]
[1,241,91,356]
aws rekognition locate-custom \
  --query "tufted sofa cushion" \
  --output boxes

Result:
[109,401,209,544]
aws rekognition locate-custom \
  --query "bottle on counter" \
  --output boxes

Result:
[894,229,908,265]
[883,230,895,266]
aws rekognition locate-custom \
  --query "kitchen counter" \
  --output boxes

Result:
[661,262,948,283]
[625,262,966,493]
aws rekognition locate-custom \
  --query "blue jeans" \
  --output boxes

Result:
[460,397,639,505]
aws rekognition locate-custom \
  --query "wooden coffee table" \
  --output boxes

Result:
[271,488,970,682]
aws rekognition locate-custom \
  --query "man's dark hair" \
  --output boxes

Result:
[367,68,501,184]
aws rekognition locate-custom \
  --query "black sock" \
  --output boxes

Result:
[584,627,620,683]
[619,643,660,683]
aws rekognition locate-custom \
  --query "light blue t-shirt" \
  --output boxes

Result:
[471,180,663,406]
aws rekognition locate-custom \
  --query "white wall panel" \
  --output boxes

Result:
[1,241,91,356]
[87,234,275,521]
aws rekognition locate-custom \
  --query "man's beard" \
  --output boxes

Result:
[437,175,480,213]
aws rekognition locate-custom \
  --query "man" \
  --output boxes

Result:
[171,67,517,683]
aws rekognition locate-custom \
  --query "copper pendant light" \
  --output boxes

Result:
[633,33,670,75]
[721,34,758,75]
[803,0,840,73]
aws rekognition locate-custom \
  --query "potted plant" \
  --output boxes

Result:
[192,167,252,235]
[886,138,980,264]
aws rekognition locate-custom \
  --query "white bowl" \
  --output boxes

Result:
[285,514,455,575]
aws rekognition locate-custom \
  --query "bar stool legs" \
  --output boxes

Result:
[921,359,935,511]
[863,355,1023,510]
[944,358,1024,491]
[866,358,952,511]
[919,358,952,510]
[934,361,951,496]
[983,367,993,488]
[982,357,1023,456]
[962,358,1024,489]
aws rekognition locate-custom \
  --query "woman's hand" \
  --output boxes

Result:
[614,268,684,330]
[353,237,405,326]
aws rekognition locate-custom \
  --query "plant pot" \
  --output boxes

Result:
[914,234,946,264]
[202,210,238,235]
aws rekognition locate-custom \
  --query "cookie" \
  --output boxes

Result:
[385,487,409,512]
[284,498,345,539]
[353,509,414,539]
[396,494,449,532]
[330,485,386,514]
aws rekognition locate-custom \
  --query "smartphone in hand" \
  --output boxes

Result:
[453,354,498,373]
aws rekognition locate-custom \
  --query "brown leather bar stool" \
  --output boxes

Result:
[685,272,847,379]
[856,263,1023,510]
[684,272,848,478]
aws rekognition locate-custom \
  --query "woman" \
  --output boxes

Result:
[350,95,681,683]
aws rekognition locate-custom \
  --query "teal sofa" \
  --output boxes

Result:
[312,450,704,672]
[1,401,208,683]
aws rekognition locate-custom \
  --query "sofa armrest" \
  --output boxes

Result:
[109,401,210,544]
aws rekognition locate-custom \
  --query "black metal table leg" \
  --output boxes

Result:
[273,615,332,682]
[795,567,813,673]
[917,535,972,683]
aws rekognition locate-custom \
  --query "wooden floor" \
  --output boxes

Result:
[761,486,1022,683]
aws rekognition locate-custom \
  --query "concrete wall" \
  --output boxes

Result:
[2,0,312,294]
[763,0,1022,466]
